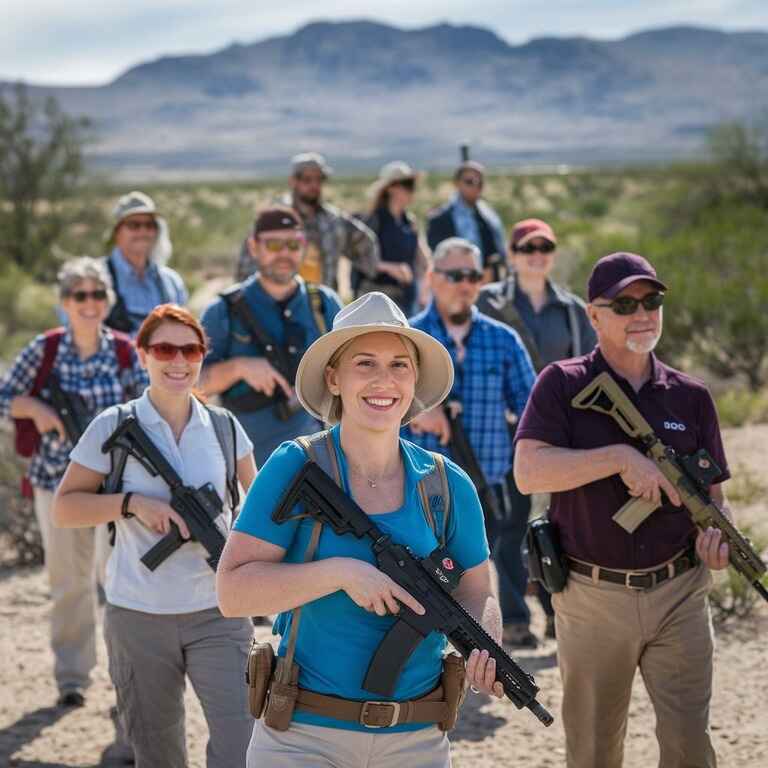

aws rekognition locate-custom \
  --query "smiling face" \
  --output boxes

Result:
[60,277,110,334]
[114,213,158,262]
[248,227,305,285]
[510,237,557,281]
[325,332,417,434]
[588,279,664,357]
[138,321,204,396]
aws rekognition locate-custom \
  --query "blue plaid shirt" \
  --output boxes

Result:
[403,303,535,485]
[0,327,147,490]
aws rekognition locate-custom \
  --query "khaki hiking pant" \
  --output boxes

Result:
[33,487,98,694]
[552,562,716,768]
[247,719,451,768]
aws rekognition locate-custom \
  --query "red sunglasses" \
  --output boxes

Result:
[146,342,206,362]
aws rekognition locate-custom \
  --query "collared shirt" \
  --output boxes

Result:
[403,303,535,484]
[449,194,506,258]
[235,193,379,289]
[515,348,731,569]
[0,327,147,490]
[201,276,342,465]
[70,391,253,613]
[107,248,188,334]
[234,424,488,732]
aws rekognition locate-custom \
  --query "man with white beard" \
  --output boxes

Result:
[513,252,731,768]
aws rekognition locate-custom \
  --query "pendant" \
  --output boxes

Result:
[368,479,377,488]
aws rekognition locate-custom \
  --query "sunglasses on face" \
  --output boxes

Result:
[515,241,556,254]
[435,268,484,284]
[459,176,483,188]
[260,237,304,253]
[123,219,158,231]
[393,178,416,192]
[69,289,109,303]
[146,342,206,362]
[593,292,665,316]
[296,174,324,185]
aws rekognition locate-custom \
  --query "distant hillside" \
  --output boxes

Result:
[5,20,768,177]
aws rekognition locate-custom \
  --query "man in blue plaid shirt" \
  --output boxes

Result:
[403,237,537,647]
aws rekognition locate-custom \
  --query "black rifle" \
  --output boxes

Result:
[47,375,92,444]
[101,415,227,572]
[221,287,303,421]
[444,403,503,525]
[274,461,554,727]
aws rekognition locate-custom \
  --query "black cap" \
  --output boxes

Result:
[587,252,667,302]
[253,206,303,235]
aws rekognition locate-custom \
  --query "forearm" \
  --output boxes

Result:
[200,358,244,395]
[461,591,502,644]
[53,490,124,528]
[217,557,345,617]
[515,442,627,494]
[9,395,42,419]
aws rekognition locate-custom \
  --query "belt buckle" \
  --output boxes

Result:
[360,700,400,728]
[624,571,653,590]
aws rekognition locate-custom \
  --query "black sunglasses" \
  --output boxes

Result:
[392,178,415,191]
[435,268,484,284]
[70,289,109,303]
[593,292,665,316]
[515,241,556,254]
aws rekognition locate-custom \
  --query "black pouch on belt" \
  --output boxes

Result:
[246,640,275,718]
[438,652,467,732]
[525,516,569,594]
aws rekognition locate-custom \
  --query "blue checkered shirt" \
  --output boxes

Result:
[403,303,535,485]
[0,327,147,490]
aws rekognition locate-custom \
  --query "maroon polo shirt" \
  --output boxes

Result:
[515,348,730,569]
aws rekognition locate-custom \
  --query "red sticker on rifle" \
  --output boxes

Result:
[442,558,454,570]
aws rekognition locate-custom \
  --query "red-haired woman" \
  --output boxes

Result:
[54,304,257,768]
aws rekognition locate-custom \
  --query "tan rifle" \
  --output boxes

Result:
[571,371,767,601]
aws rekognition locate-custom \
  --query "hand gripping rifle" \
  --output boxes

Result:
[273,461,554,727]
[101,415,227,572]
[47,374,92,445]
[572,372,768,601]
[444,401,503,526]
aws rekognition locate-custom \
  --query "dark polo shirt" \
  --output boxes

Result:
[515,348,730,569]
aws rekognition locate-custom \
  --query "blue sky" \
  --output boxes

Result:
[4,0,766,85]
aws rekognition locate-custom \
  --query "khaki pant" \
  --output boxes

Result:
[105,603,253,768]
[33,487,97,694]
[247,719,451,768]
[552,563,716,768]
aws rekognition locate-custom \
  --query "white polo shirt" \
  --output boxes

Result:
[71,391,253,614]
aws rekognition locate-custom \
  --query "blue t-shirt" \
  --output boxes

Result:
[234,424,489,732]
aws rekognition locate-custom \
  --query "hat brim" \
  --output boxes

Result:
[514,229,557,248]
[295,324,454,425]
[601,275,668,300]
[367,173,420,200]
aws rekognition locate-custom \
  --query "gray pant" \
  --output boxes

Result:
[104,602,253,768]
[34,487,97,694]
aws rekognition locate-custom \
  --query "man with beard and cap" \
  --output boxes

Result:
[402,237,536,647]
[514,252,731,768]
[104,190,187,336]
[203,205,343,466]
[235,153,379,296]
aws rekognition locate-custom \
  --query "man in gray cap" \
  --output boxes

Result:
[235,153,379,295]
[104,190,188,335]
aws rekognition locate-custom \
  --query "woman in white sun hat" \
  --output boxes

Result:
[217,291,503,767]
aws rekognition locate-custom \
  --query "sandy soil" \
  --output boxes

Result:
[1,427,766,767]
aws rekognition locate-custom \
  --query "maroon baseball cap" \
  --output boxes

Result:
[511,218,557,249]
[253,205,303,235]
[587,252,668,302]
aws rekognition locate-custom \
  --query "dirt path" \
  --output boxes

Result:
[1,427,767,767]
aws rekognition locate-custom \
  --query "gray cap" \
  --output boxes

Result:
[291,152,333,178]
[113,190,158,224]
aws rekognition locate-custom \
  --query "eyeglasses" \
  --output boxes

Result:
[122,219,158,231]
[69,289,109,303]
[593,292,665,316]
[459,176,483,188]
[435,268,484,284]
[260,237,304,253]
[146,342,206,362]
[515,241,556,254]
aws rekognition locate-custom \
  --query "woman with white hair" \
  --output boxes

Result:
[217,291,504,767]
[0,256,145,708]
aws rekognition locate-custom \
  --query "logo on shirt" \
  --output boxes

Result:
[442,557,455,571]
[664,421,686,432]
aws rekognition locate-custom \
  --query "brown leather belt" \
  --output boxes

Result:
[567,547,697,590]
[295,684,449,728]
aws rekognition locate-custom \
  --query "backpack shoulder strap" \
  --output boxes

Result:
[417,452,451,548]
[305,284,328,335]
[205,403,240,511]
[111,331,134,371]
[31,328,66,395]
[103,403,134,495]
[566,302,582,358]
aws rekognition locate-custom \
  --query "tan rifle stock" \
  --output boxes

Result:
[571,372,767,601]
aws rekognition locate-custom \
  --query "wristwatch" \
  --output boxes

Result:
[121,492,135,519]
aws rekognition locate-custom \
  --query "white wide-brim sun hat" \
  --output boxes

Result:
[295,292,454,425]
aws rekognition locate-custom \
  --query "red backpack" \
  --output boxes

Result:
[14,327,134,458]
